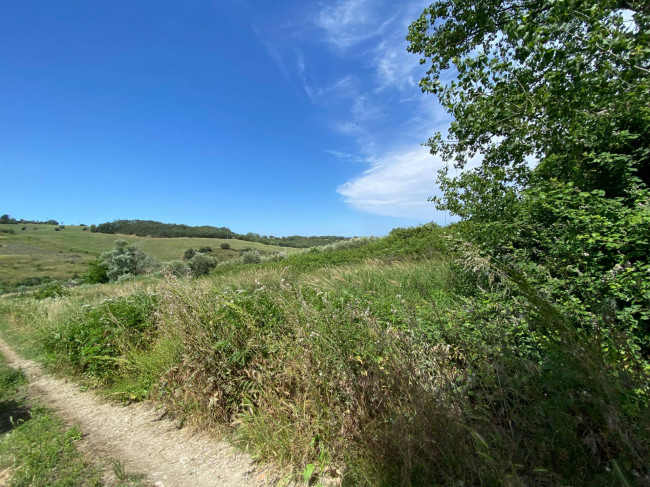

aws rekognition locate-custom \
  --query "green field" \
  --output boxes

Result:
[0,223,289,287]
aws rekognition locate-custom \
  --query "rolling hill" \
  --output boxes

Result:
[0,223,290,289]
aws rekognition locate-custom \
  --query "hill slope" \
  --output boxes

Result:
[0,223,289,289]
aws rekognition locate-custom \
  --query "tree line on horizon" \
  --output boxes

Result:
[91,219,350,248]
[1,214,59,226]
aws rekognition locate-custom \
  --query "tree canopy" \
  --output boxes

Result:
[408,0,650,353]
[407,0,649,221]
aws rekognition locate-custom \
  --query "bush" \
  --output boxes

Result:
[198,246,212,253]
[220,242,230,250]
[116,273,135,283]
[33,282,67,300]
[188,254,217,277]
[183,248,196,260]
[42,293,158,383]
[99,239,158,282]
[163,260,191,278]
[85,259,109,284]
[241,250,261,264]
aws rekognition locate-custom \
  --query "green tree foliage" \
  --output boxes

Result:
[408,0,649,220]
[93,219,349,248]
[188,253,217,277]
[98,239,159,282]
[0,214,17,224]
[84,258,109,284]
[408,0,650,351]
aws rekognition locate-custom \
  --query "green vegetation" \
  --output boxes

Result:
[0,354,143,486]
[98,239,160,282]
[94,219,349,248]
[407,0,650,355]
[0,223,289,292]
[0,1,647,485]
[1,222,646,485]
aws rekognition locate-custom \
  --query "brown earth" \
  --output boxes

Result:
[0,337,292,487]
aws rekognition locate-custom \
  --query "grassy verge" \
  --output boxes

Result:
[0,224,647,486]
[0,354,145,487]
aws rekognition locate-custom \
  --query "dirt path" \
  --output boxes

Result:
[0,337,275,487]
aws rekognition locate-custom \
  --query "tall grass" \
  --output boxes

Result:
[0,224,647,485]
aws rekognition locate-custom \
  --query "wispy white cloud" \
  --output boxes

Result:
[256,0,458,224]
[252,24,290,80]
[324,149,364,162]
[316,0,396,49]
[336,146,447,220]
[372,41,420,92]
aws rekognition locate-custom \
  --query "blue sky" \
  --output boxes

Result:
[0,0,452,236]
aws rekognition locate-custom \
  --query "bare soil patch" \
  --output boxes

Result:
[0,337,275,487]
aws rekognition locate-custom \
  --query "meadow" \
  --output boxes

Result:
[0,223,290,289]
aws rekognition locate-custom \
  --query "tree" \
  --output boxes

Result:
[0,214,16,224]
[407,0,649,221]
[99,239,159,282]
[407,0,650,349]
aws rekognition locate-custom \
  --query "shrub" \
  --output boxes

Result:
[85,259,109,284]
[116,273,135,283]
[220,242,230,250]
[183,248,196,260]
[163,260,191,278]
[33,282,67,300]
[188,254,217,277]
[241,250,261,264]
[261,251,287,263]
[42,293,158,382]
[99,239,158,282]
[198,246,212,253]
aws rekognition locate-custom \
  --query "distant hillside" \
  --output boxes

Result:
[0,223,290,291]
[93,219,349,248]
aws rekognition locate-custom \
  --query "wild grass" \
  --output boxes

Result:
[0,224,647,485]
[0,223,291,289]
